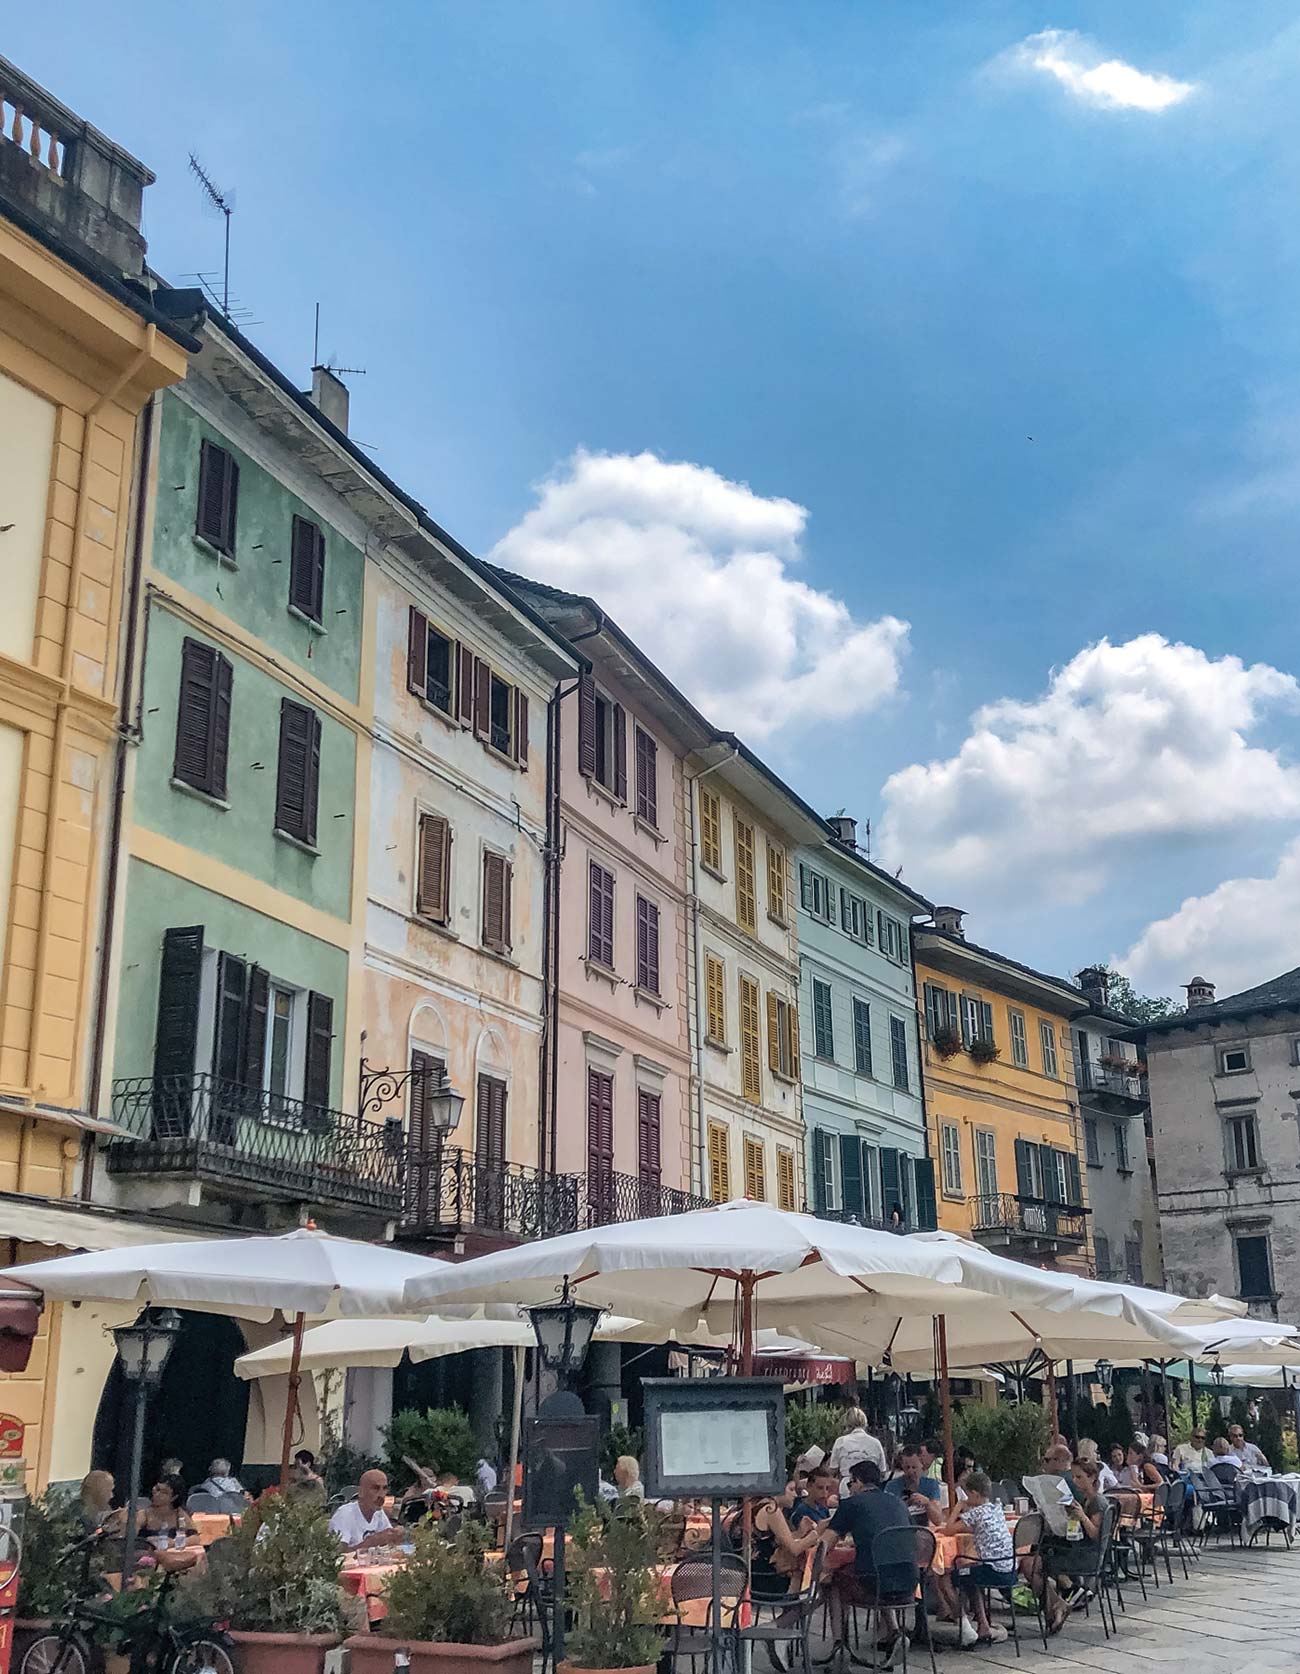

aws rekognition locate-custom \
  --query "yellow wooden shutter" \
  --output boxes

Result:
[705,954,726,1044]
[734,817,756,931]
[766,841,786,921]
[776,1147,796,1212]
[740,974,761,1102]
[700,784,722,873]
[787,1000,800,1078]
[766,990,781,1073]
[744,1136,766,1202]
[708,1122,730,1202]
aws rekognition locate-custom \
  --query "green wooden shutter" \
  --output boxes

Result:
[1014,1137,1033,1199]
[913,1157,938,1231]
[839,1134,864,1220]
[812,1129,828,1213]
[880,1147,902,1221]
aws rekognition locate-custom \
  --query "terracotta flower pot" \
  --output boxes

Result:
[230,1630,340,1674]
[345,1633,540,1674]
[557,1661,657,1674]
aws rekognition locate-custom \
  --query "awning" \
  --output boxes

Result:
[0,1198,202,1254]
[0,1095,137,1139]
[758,1355,855,1386]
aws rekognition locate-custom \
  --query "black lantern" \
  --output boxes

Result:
[113,1308,182,1579]
[427,1070,465,1136]
[525,1278,603,1379]
[1211,1361,1225,1389]
[1095,1358,1114,1396]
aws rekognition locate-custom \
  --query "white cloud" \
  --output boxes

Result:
[1121,837,1300,997]
[1003,28,1196,112]
[491,449,908,738]
[878,635,1300,906]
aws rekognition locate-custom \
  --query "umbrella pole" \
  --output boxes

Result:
[936,1315,956,1505]
[503,1345,524,1557]
[739,1271,755,1375]
[279,1310,306,1491]
[1187,1358,1198,1437]
[1159,1360,1170,1439]
[1044,1364,1059,1439]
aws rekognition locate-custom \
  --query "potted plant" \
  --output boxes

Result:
[559,1496,663,1674]
[930,1026,962,1058]
[346,1525,536,1674]
[968,1037,1000,1065]
[187,1491,362,1674]
[15,1490,95,1662]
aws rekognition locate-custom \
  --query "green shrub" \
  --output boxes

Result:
[599,1423,644,1479]
[18,1490,91,1618]
[383,1525,509,1645]
[565,1495,663,1670]
[185,1491,360,1637]
[384,1407,479,1488]
[953,1401,1050,1482]
[321,1441,382,1497]
[783,1401,845,1474]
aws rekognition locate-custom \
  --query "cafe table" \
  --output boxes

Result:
[190,1512,241,1547]
[1237,1474,1299,1542]
[340,1555,407,1624]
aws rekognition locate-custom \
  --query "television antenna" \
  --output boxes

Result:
[312,302,367,379]
[189,154,233,315]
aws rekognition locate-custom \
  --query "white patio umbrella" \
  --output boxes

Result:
[0,1227,445,1486]
[233,1313,535,1378]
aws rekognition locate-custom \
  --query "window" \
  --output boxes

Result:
[488,672,513,756]
[924,983,959,1042]
[812,979,835,1060]
[405,1047,448,1223]
[744,1135,766,1202]
[1008,1009,1028,1068]
[1084,1116,1100,1167]
[416,811,451,923]
[578,675,625,797]
[1226,1111,1261,1173]
[799,865,833,922]
[1114,1120,1131,1173]
[173,637,232,799]
[1093,1231,1112,1279]
[766,841,787,922]
[482,850,513,953]
[813,1128,840,1211]
[637,1089,661,1190]
[275,698,321,846]
[767,991,798,1079]
[708,1122,731,1202]
[890,1016,910,1090]
[940,1121,963,1197]
[974,1129,998,1199]
[634,726,658,825]
[1014,1137,1081,1205]
[877,911,907,963]
[1048,1148,1069,1203]
[776,1147,797,1212]
[588,861,615,968]
[1124,1237,1143,1286]
[476,1073,508,1177]
[288,514,325,622]
[734,817,757,932]
[852,997,873,1076]
[705,953,726,1044]
[195,437,239,556]
[586,1068,614,1216]
[739,974,762,1102]
[635,895,660,993]
[266,983,296,1108]
[1236,1234,1274,1301]
[839,889,870,942]
[406,606,458,718]
[699,783,722,873]
[1038,1019,1059,1078]
[960,995,994,1046]
[1219,1046,1250,1075]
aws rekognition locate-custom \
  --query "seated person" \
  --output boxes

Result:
[1209,1437,1242,1481]
[194,1456,248,1502]
[884,1444,943,1526]
[329,1469,405,1552]
[79,1470,124,1538]
[1116,1445,1162,1489]
[288,1449,325,1500]
[817,1461,917,1651]
[436,1470,475,1508]
[1227,1425,1266,1470]
[943,1471,1017,1645]
[1037,1458,1107,1633]
[746,1480,818,1606]
[790,1465,836,1533]
[136,1476,201,1569]
[920,1438,945,1483]
[1172,1428,1213,1472]
[613,1456,646,1501]
[476,1456,499,1498]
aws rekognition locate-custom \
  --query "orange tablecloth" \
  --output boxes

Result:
[190,1513,240,1547]
[341,1560,404,1624]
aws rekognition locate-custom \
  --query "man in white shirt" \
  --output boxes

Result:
[1228,1425,1269,1470]
[329,1469,403,1551]
[827,1409,887,1497]
[1172,1428,1213,1472]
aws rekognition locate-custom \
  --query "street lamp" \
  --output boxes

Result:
[1095,1358,1114,1397]
[113,1308,181,1581]
[426,1069,465,1137]
[524,1277,604,1381]
[1211,1361,1225,1390]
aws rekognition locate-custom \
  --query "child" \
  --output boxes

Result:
[944,1471,1016,1644]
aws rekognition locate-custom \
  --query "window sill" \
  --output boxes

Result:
[771,1068,797,1086]
[412,692,459,731]
[413,913,459,943]
[633,985,669,1012]
[1226,1166,1266,1181]
[274,827,320,857]
[585,775,624,810]
[767,912,789,930]
[701,861,726,884]
[483,739,522,772]
[1216,1067,1252,1078]
[287,604,327,634]
[582,957,622,991]
[634,813,666,846]
[480,943,518,969]
[1116,1166,1135,1178]
[170,776,230,812]
[193,533,236,569]
[704,1035,731,1055]
[1086,1159,1102,1169]
[942,1190,964,1204]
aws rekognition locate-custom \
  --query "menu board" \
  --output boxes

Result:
[643,1377,786,1499]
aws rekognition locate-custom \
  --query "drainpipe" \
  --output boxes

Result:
[685,749,738,1199]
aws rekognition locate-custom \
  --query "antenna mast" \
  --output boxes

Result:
[189,154,233,315]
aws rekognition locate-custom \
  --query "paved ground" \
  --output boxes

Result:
[809,1542,1300,1674]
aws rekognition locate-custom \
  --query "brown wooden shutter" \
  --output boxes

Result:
[637,1089,661,1189]
[705,954,726,1044]
[416,813,451,922]
[589,862,614,967]
[304,992,333,1113]
[514,690,529,766]
[612,703,627,800]
[174,637,232,799]
[290,515,325,621]
[635,896,659,993]
[473,658,490,738]
[483,852,511,952]
[500,857,512,950]
[587,1068,615,1219]
[407,606,428,696]
[776,1148,796,1213]
[635,729,658,824]
[788,1002,800,1078]
[577,672,597,777]
[275,699,321,845]
[405,1049,446,1224]
[458,645,474,724]
[766,990,781,1074]
[708,1123,730,1202]
[242,964,269,1090]
[196,439,239,554]
[476,1073,507,1166]
[739,975,761,1102]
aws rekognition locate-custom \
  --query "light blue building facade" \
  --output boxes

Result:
[796,816,936,1229]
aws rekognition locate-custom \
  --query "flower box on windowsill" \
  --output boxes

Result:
[930,1027,962,1058]
[968,1038,1001,1065]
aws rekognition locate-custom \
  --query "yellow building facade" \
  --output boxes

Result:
[914,913,1091,1275]
[0,68,190,1481]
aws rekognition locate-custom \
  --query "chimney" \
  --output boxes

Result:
[1184,975,1216,1009]
[311,366,349,435]
[828,814,858,849]
[0,54,153,281]
[932,906,965,937]
[1075,966,1111,1009]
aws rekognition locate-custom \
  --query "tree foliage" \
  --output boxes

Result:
[952,1401,1050,1482]
[384,1405,479,1486]
[1094,967,1179,1025]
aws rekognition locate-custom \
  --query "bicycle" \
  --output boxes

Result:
[20,1530,234,1674]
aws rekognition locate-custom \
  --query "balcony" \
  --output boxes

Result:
[108,1074,403,1217]
[401,1148,709,1246]
[812,1205,921,1234]
[1076,1060,1147,1109]
[967,1193,1086,1255]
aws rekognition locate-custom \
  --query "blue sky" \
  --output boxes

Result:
[13,2,1300,998]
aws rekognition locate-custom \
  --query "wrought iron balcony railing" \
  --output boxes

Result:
[968,1192,1086,1245]
[108,1074,404,1215]
[1076,1061,1147,1103]
[402,1147,708,1240]
[811,1205,919,1234]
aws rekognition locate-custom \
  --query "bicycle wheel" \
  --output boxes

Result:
[168,1637,235,1674]
[20,1631,92,1674]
